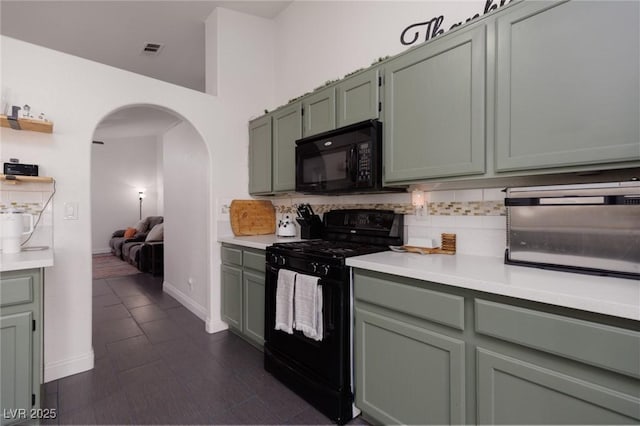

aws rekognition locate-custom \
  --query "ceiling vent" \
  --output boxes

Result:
[141,42,164,56]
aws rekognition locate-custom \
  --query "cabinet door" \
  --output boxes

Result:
[243,270,265,347]
[221,265,242,331]
[272,103,302,192]
[302,87,336,137]
[1,312,33,426]
[336,69,380,128]
[477,348,640,425]
[248,115,272,195]
[384,24,486,183]
[495,0,640,172]
[355,307,465,425]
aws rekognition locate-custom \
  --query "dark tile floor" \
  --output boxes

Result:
[42,273,367,425]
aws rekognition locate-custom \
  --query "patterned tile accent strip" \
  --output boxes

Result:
[0,203,44,214]
[274,201,505,216]
[429,201,505,216]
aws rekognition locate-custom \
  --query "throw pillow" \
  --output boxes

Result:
[124,227,137,238]
[134,218,149,233]
[145,223,164,241]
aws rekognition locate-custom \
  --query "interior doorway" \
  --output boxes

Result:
[89,103,212,332]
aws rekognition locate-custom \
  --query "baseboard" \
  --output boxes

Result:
[44,349,94,382]
[206,317,229,334]
[92,248,111,255]
[163,281,207,321]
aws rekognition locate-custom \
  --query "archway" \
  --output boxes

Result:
[89,103,211,353]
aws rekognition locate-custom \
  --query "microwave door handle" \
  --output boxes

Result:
[349,146,358,182]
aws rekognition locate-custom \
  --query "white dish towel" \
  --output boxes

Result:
[275,269,296,334]
[294,273,323,341]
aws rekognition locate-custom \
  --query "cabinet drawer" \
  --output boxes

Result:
[0,275,33,307]
[475,299,640,378]
[221,246,243,267]
[243,250,265,273]
[354,271,464,330]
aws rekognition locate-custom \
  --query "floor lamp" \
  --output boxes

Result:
[138,191,145,220]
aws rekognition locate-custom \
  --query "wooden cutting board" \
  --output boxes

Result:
[230,200,276,236]
[402,245,456,255]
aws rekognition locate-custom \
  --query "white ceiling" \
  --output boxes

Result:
[0,0,291,92]
[2,1,291,138]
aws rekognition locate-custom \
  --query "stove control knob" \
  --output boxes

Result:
[278,256,286,266]
[321,265,330,276]
[310,262,318,273]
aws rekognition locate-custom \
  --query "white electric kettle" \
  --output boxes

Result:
[1,211,35,254]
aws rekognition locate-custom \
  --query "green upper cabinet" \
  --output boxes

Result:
[302,87,336,137]
[495,0,640,172]
[336,68,380,128]
[272,102,302,192]
[248,115,272,195]
[383,24,486,183]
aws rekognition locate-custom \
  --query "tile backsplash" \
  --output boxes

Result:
[0,181,54,250]
[261,188,507,257]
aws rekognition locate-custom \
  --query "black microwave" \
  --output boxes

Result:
[296,120,390,194]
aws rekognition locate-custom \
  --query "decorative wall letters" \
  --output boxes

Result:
[400,0,512,46]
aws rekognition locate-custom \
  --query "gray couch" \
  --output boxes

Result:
[109,216,163,259]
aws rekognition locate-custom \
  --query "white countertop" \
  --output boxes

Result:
[1,248,54,272]
[218,234,304,250]
[346,252,640,321]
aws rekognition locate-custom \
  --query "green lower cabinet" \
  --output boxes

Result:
[353,269,640,425]
[477,348,640,425]
[0,269,42,426]
[355,307,465,425]
[221,264,242,331]
[220,244,266,349]
[1,312,33,426]
[242,270,265,346]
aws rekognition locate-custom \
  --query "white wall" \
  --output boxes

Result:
[273,1,484,105]
[90,135,161,254]
[156,140,164,215]
[1,35,249,381]
[205,7,277,330]
[161,121,210,319]
[243,1,499,253]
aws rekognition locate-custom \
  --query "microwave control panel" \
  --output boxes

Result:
[358,142,372,183]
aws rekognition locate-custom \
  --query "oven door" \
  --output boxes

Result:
[264,262,350,389]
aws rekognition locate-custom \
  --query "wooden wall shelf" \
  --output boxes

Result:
[0,115,53,133]
[0,175,54,184]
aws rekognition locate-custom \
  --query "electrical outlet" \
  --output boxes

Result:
[217,199,231,214]
[415,207,429,221]
[187,277,194,290]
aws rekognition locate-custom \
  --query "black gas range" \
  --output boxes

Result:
[264,209,403,425]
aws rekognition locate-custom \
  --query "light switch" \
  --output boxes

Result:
[64,202,78,220]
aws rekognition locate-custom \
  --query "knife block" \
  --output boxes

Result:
[296,215,323,239]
